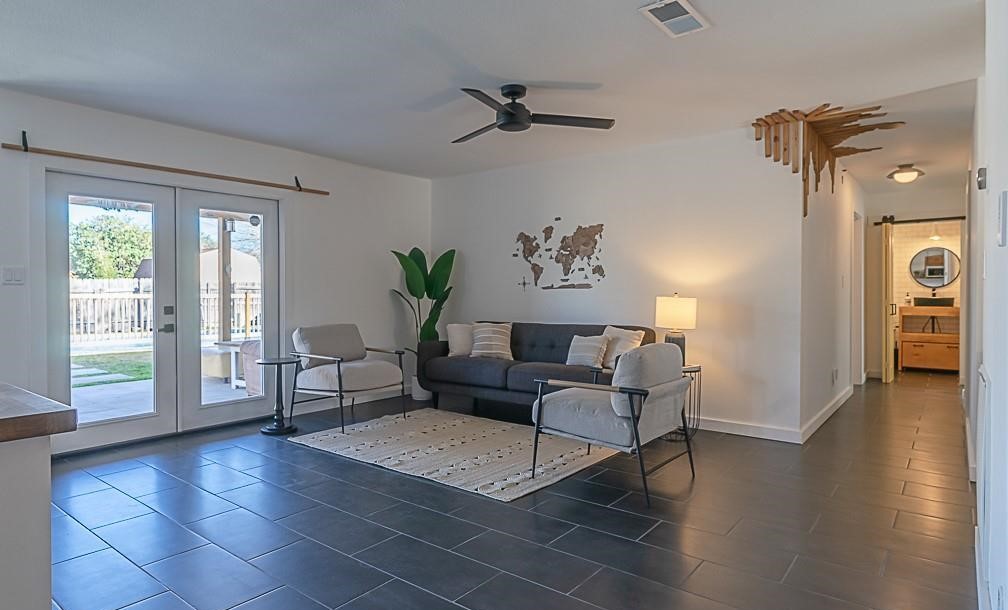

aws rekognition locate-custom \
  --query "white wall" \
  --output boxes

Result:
[864,185,968,222]
[0,87,431,402]
[432,128,809,441]
[972,0,1008,603]
[799,169,865,437]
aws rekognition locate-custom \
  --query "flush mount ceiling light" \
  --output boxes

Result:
[887,163,925,184]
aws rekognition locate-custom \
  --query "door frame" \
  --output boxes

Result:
[44,172,179,453]
[27,156,289,453]
[176,188,281,431]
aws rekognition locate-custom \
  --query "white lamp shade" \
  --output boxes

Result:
[655,295,697,330]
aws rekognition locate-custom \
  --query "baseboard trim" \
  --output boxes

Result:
[699,416,802,444]
[866,369,882,379]
[800,386,853,443]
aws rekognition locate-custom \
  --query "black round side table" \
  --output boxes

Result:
[256,357,300,435]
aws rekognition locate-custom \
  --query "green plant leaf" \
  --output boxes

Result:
[408,247,429,287]
[419,286,452,341]
[427,249,456,300]
[392,250,426,299]
[392,289,420,343]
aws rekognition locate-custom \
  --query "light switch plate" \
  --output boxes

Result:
[1,266,25,285]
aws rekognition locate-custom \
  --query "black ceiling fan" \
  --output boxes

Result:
[452,84,615,143]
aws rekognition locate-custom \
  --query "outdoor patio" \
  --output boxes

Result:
[72,377,253,424]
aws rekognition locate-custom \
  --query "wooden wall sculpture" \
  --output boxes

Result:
[752,104,903,216]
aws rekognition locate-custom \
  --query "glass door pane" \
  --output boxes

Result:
[68,196,156,423]
[199,209,265,405]
[46,172,178,453]
[177,189,279,430]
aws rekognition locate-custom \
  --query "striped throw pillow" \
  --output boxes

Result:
[566,335,610,368]
[469,323,514,360]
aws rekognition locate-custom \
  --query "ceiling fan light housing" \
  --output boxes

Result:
[887,163,924,184]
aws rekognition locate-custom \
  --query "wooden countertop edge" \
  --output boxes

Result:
[0,384,78,443]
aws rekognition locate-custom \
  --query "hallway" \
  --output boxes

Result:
[49,372,976,610]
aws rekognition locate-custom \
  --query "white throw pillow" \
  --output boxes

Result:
[602,326,646,369]
[469,323,513,360]
[446,324,473,357]
[566,335,610,368]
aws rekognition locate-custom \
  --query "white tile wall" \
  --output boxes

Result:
[892,220,962,306]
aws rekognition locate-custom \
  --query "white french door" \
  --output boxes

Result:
[176,188,280,430]
[47,173,179,451]
[46,173,279,451]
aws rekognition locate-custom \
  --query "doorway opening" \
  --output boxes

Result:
[878,216,965,383]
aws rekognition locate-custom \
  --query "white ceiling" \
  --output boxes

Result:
[840,81,976,194]
[0,0,984,178]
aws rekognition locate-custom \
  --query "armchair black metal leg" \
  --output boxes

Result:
[400,380,407,419]
[628,395,651,507]
[586,443,591,455]
[398,353,407,419]
[336,362,346,433]
[531,382,544,479]
[681,408,695,478]
[350,397,356,421]
[432,392,439,408]
[338,393,345,434]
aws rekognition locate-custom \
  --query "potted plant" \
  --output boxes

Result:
[392,247,455,400]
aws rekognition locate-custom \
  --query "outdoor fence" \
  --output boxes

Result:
[69,290,262,344]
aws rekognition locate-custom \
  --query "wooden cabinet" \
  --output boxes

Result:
[898,306,960,372]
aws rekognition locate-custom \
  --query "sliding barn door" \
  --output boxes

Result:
[881,221,895,383]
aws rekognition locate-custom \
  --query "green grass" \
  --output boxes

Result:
[72,352,152,387]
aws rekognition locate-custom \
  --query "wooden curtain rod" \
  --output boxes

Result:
[873,215,966,226]
[1,137,329,196]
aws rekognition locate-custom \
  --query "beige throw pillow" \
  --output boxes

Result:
[566,335,610,368]
[602,325,646,369]
[446,324,473,356]
[469,323,513,360]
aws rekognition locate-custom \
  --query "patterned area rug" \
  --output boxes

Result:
[289,408,616,502]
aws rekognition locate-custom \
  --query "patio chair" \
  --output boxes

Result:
[531,342,694,506]
[240,340,262,396]
[290,324,407,433]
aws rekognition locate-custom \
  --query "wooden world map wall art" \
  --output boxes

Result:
[514,218,606,290]
[752,103,904,217]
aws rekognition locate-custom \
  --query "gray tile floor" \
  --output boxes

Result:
[50,372,977,610]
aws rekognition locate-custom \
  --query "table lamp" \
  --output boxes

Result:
[655,293,697,360]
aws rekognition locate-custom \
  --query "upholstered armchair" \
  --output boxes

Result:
[531,342,694,506]
[290,324,406,432]
[240,340,262,397]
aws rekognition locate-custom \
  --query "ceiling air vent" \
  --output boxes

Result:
[639,0,709,38]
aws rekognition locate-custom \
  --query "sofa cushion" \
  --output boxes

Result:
[510,322,656,363]
[533,388,634,448]
[506,362,614,394]
[425,356,516,389]
[297,359,403,392]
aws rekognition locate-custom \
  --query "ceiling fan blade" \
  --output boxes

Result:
[461,88,513,114]
[451,122,498,144]
[532,114,615,129]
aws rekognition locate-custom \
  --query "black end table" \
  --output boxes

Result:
[257,357,299,435]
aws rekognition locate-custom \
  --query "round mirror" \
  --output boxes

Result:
[909,247,960,288]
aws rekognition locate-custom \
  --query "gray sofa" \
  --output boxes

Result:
[417,322,664,408]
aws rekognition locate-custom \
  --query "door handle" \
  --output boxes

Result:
[890,304,897,315]
[158,323,175,333]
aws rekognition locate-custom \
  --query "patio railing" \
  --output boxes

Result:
[70,291,261,344]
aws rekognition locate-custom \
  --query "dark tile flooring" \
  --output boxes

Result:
[50,372,977,610]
